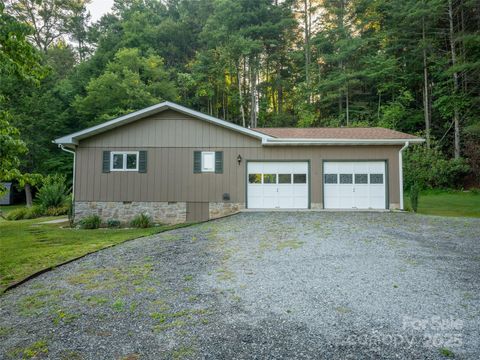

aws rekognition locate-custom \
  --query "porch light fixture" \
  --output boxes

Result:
[237,154,242,165]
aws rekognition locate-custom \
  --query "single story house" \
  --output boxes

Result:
[54,101,424,223]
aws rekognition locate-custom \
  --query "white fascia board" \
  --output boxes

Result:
[261,138,425,146]
[53,101,271,145]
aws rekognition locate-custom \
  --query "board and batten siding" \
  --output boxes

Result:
[75,110,402,207]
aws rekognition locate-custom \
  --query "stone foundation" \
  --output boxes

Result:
[74,201,187,225]
[209,202,245,219]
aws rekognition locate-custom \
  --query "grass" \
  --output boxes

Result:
[0,206,193,292]
[404,189,480,218]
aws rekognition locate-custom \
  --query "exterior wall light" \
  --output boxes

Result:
[237,154,242,165]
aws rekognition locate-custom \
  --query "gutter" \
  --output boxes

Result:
[399,141,410,210]
[59,145,76,218]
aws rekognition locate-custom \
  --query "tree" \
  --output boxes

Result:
[6,0,90,53]
[74,48,177,124]
[0,112,27,196]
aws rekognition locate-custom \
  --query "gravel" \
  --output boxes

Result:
[0,212,479,359]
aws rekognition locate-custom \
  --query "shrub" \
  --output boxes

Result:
[130,213,153,228]
[44,205,69,216]
[6,207,29,220]
[5,206,44,220]
[35,174,68,209]
[24,205,45,219]
[410,183,420,212]
[107,219,121,228]
[404,143,470,190]
[79,214,101,229]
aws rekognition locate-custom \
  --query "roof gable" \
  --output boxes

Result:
[54,101,270,146]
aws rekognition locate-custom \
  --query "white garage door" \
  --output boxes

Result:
[324,161,386,209]
[247,162,309,209]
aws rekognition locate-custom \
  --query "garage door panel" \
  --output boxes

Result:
[247,162,309,209]
[324,161,386,210]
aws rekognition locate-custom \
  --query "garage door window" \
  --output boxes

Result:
[340,174,353,184]
[370,174,384,184]
[324,174,337,184]
[355,174,368,184]
[249,174,262,184]
[293,174,307,184]
[263,174,277,184]
[278,174,292,184]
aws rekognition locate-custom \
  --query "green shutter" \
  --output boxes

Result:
[193,151,201,173]
[139,151,147,173]
[102,151,111,173]
[215,151,223,174]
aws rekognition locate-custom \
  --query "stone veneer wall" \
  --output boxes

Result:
[208,202,244,219]
[74,201,187,225]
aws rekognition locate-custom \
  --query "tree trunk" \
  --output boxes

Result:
[448,0,461,159]
[250,58,257,128]
[237,60,245,127]
[345,83,349,126]
[25,183,33,207]
[422,17,431,148]
[303,0,310,101]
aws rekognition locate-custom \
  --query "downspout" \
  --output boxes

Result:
[399,141,409,210]
[59,144,76,221]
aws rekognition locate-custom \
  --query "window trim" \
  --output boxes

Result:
[201,151,215,173]
[110,151,139,172]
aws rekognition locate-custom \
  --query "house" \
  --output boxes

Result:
[54,101,424,224]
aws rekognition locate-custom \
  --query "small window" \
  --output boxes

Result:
[278,174,292,184]
[263,174,277,184]
[249,174,262,184]
[370,174,384,184]
[201,151,215,172]
[324,174,337,184]
[111,152,139,171]
[293,174,307,184]
[339,174,353,184]
[355,174,368,184]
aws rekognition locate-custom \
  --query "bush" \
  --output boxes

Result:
[5,206,44,220]
[410,183,420,212]
[404,143,470,190]
[79,214,101,229]
[44,205,69,216]
[107,219,121,228]
[130,213,153,228]
[6,207,29,220]
[24,205,45,219]
[36,174,68,209]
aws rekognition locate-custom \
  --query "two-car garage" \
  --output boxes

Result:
[246,161,387,210]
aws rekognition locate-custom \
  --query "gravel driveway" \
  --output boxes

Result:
[1,212,479,359]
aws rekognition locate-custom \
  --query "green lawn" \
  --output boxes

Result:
[0,208,192,292]
[404,190,480,217]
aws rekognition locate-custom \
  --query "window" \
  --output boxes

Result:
[355,174,368,184]
[278,174,292,184]
[324,174,337,184]
[110,152,139,171]
[249,174,262,184]
[293,174,307,184]
[263,174,277,184]
[370,174,384,184]
[339,174,353,184]
[201,151,215,172]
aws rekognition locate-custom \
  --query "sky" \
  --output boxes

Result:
[87,0,115,23]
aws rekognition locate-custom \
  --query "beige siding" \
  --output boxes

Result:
[80,110,261,148]
[74,110,402,207]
